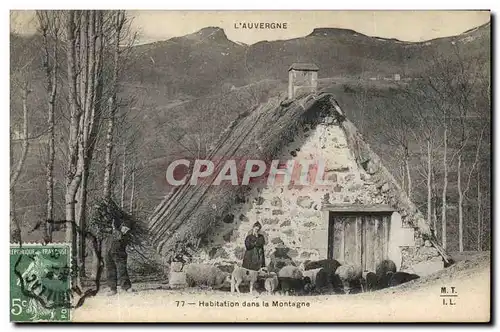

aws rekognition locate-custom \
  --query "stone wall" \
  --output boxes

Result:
[190,119,441,273]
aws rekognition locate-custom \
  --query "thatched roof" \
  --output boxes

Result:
[148,92,451,264]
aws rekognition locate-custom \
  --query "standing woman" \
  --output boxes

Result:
[242,222,266,271]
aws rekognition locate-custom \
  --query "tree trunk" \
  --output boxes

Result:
[38,11,58,243]
[129,167,135,213]
[405,149,412,200]
[441,123,448,250]
[432,169,438,237]
[398,161,405,193]
[120,145,126,208]
[426,140,432,227]
[477,167,482,251]
[103,11,123,201]
[458,154,463,252]
[103,97,115,201]
[64,12,83,280]
[76,164,89,277]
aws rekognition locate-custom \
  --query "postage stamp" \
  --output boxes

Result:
[10,243,72,322]
[10,10,491,323]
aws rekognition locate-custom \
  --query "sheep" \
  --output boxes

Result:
[183,264,230,289]
[335,264,362,294]
[278,265,303,279]
[361,271,379,292]
[376,260,397,290]
[264,273,279,295]
[303,259,341,292]
[304,259,341,273]
[302,267,323,287]
[278,276,313,296]
[231,265,265,293]
[387,271,420,287]
[375,260,397,279]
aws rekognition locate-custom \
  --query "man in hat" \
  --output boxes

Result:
[242,222,266,271]
[267,241,296,273]
[104,217,133,296]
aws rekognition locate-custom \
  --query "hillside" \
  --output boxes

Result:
[10,20,491,251]
[123,22,490,98]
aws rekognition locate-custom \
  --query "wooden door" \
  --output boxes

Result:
[328,213,390,272]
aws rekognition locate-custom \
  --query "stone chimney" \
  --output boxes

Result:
[288,63,319,99]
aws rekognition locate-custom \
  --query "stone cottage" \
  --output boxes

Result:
[149,72,450,277]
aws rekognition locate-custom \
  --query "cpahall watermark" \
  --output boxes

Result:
[165,158,337,186]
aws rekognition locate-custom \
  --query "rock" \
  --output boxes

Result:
[381,183,390,193]
[254,197,265,205]
[239,214,249,222]
[333,184,343,192]
[263,218,279,225]
[222,214,234,224]
[170,262,184,273]
[327,172,338,182]
[234,247,245,260]
[297,196,313,208]
[222,230,233,242]
[424,240,432,247]
[344,174,355,182]
[199,236,209,247]
[411,259,443,277]
[271,237,284,245]
[322,193,330,205]
[235,194,245,204]
[280,219,291,227]
[271,197,282,207]
[300,251,312,259]
[326,165,349,172]
[168,271,187,289]
[272,209,284,216]
[288,249,299,258]
[209,247,229,259]
[418,246,439,258]
[304,221,316,228]
[324,116,334,125]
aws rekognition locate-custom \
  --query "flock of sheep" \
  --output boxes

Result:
[168,258,421,295]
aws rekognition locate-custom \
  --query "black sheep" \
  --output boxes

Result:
[388,272,420,287]
[304,259,341,272]
[278,276,313,295]
[375,260,397,279]
[362,272,379,292]
[304,259,341,292]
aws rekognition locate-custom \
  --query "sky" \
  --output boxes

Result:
[10,10,490,45]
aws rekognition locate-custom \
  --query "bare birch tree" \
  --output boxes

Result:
[36,10,60,243]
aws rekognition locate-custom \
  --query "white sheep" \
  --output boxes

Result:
[278,265,303,279]
[183,264,230,289]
